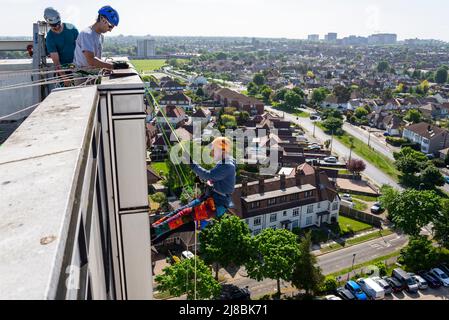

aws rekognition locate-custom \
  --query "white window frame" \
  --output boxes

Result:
[307,204,314,214]
[293,208,300,217]
[254,217,262,226]
[270,213,277,223]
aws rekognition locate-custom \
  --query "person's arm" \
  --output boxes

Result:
[49,52,72,87]
[83,50,113,70]
[190,163,230,182]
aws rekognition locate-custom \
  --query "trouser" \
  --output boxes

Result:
[151,192,227,241]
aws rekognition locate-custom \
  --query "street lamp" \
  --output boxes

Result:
[348,253,357,281]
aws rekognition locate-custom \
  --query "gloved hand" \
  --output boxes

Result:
[112,61,130,69]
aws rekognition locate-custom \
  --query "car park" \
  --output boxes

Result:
[336,287,355,300]
[430,268,449,287]
[418,271,442,289]
[345,280,368,300]
[323,156,338,163]
[371,276,393,295]
[408,273,428,290]
[357,278,385,300]
[382,276,403,292]
[392,268,419,293]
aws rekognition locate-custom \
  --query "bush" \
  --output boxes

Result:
[432,158,446,168]
[374,262,387,277]
[386,137,408,147]
[320,277,338,294]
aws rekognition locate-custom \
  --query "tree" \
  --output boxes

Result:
[220,114,237,129]
[253,73,265,86]
[155,257,221,300]
[435,66,448,84]
[420,164,445,189]
[199,215,252,279]
[400,236,438,272]
[346,159,367,175]
[284,90,302,109]
[215,52,228,60]
[291,232,324,296]
[311,88,329,105]
[260,85,273,103]
[354,107,369,121]
[237,111,250,125]
[433,199,449,249]
[322,117,343,134]
[394,146,428,180]
[306,70,315,78]
[382,88,393,100]
[383,189,441,236]
[377,61,390,73]
[420,80,430,93]
[404,109,422,124]
[273,88,288,102]
[245,228,300,297]
[333,85,351,102]
[247,82,259,96]
[320,277,338,294]
[292,87,305,97]
[196,87,204,97]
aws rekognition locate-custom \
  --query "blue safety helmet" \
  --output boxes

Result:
[98,6,119,26]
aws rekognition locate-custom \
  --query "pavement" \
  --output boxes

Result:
[266,106,402,190]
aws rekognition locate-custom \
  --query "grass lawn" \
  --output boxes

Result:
[317,123,400,180]
[150,162,169,176]
[293,111,310,118]
[353,199,368,211]
[131,59,167,72]
[321,229,394,253]
[350,194,379,202]
[339,216,372,233]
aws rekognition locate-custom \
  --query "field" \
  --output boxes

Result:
[130,59,167,72]
[150,162,169,176]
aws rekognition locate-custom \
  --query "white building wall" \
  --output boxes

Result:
[0,66,34,120]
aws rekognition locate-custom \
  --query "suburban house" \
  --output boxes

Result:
[160,79,186,92]
[155,105,187,129]
[418,103,449,120]
[232,163,340,235]
[402,122,449,154]
[368,111,404,136]
[191,107,212,127]
[213,88,265,115]
[159,92,192,111]
[321,94,349,110]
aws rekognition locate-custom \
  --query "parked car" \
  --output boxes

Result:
[181,250,194,259]
[325,294,342,300]
[323,156,338,163]
[392,268,419,293]
[444,176,449,184]
[357,278,385,300]
[408,273,428,290]
[438,263,449,275]
[383,132,390,137]
[308,144,321,150]
[341,194,353,202]
[382,276,403,292]
[310,115,318,120]
[336,287,355,300]
[219,284,250,300]
[371,276,393,295]
[370,202,383,214]
[417,271,442,289]
[430,268,449,287]
[345,280,368,300]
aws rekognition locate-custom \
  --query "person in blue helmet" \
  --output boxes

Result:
[73,5,128,71]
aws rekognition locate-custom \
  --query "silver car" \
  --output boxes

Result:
[408,273,428,290]
[371,276,392,295]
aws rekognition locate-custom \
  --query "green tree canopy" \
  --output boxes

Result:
[404,109,422,124]
[245,228,300,296]
[377,61,390,73]
[155,257,221,300]
[435,66,448,84]
[247,82,259,96]
[253,73,265,86]
[354,107,369,119]
[399,236,438,272]
[382,189,441,236]
[284,90,303,109]
[199,214,252,279]
[433,199,449,249]
[322,117,343,134]
[311,87,330,105]
[420,164,445,189]
[291,232,324,296]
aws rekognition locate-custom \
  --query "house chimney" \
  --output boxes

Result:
[280,173,286,190]
[242,179,248,197]
[258,176,265,194]
[295,169,302,187]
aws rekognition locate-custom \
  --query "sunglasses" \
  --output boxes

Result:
[50,22,61,28]
[103,18,114,29]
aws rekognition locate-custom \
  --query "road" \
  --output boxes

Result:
[226,232,408,298]
[266,106,402,190]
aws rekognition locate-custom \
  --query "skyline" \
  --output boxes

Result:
[1,0,449,41]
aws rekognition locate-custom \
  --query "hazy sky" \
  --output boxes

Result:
[1,0,449,41]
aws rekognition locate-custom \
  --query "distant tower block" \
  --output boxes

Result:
[137,39,156,58]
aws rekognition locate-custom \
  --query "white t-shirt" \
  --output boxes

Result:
[73,26,104,68]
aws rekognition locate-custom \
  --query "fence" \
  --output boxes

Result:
[340,205,384,228]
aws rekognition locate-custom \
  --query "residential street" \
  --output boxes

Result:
[265,106,402,190]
